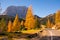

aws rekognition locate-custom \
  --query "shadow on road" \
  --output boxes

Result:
[40,36,60,40]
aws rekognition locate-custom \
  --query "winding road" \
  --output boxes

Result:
[40,28,60,40]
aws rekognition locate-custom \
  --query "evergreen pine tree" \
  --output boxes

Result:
[0,18,7,32]
[34,17,40,29]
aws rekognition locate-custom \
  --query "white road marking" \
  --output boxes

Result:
[46,29,53,40]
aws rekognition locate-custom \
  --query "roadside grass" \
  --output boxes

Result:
[21,29,41,34]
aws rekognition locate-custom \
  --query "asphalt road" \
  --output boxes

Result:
[38,28,60,40]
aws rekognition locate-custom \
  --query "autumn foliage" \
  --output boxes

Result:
[6,6,60,32]
[12,14,20,32]
[24,5,35,29]
[7,20,12,32]
[55,10,60,24]
[46,18,51,28]
[7,6,37,31]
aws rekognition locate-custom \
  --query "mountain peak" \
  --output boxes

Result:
[2,6,28,18]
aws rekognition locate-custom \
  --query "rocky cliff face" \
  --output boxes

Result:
[2,6,28,18]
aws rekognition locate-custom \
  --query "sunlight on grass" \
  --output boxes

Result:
[21,29,40,34]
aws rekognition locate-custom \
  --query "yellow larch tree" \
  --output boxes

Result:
[24,5,35,30]
[7,20,12,32]
[46,18,51,28]
[12,14,20,32]
[55,10,60,29]
[55,10,60,24]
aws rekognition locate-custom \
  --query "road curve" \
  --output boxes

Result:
[39,28,60,40]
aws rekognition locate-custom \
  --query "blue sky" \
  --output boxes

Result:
[0,0,60,17]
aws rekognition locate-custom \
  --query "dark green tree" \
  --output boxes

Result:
[0,18,7,32]
[34,17,40,29]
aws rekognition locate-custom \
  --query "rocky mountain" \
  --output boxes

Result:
[40,13,55,25]
[1,6,56,25]
[2,6,28,18]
